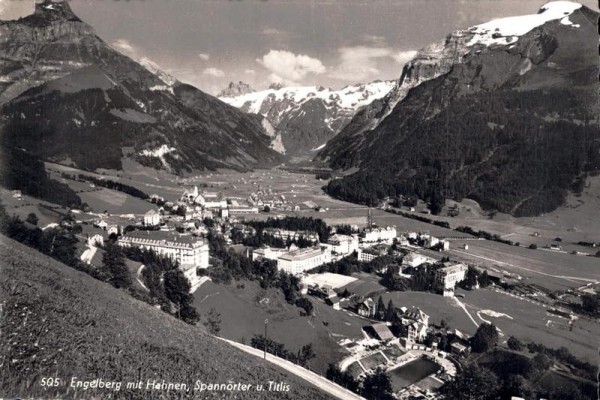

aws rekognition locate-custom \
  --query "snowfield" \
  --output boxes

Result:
[220,80,396,115]
[467,1,582,46]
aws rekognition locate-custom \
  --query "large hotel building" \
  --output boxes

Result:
[118,231,209,287]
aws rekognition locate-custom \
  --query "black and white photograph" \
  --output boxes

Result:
[0,0,598,399]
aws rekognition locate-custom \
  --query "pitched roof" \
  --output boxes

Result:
[371,323,394,341]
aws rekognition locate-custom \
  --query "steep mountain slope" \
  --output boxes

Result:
[320,2,600,217]
[0,0,282,174]
[0,234,333,399]
[220,81,395,159]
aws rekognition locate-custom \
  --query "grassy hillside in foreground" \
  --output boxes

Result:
[0,235,333,400]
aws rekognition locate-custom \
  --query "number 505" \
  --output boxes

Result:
[40,377,61,387]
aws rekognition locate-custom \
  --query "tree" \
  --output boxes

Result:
[326,364,359,392]
[471,323,499,353]
[164,269,192,306]
[442,364,501,400]
[102,242,132,289]
[205,308,221,335]
[507,336,524,351]
[297,344,316,367]
[581,293,599,314]
[376,296,386,320]
[361,368,394,400]
[528,243,538,250]
[26,212,39,225]
[479,270,491,287]
[180,302,200,325]
[163,269,200,324]
[295,297,313,316]
[500,374,536,400]
[385,300,395,321]
[463,266,480,289]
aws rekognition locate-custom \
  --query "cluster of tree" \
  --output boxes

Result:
[325,365,394,400]
[524,342,596,381]
[455,226,516,246]
[443,344,594,400]
[335,224,354,235]
[0,148,81,208]
[236,230,315,249]
[250,335,315,367]
[101,242,133,289]
[385,207,451,228]
[314,254,399,277]
[246,216,331,242]
[460,266,492,290]
[115,244,200,324]
[0,207,100,279]
[380,263,441,292]
[163,269,200,324]
[61,173,149,200]
[569,292,600,317]
[471,322,499,353]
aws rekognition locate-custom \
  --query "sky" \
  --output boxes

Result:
[0,0,597,94]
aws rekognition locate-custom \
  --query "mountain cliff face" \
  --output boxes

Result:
[320,2,600,217]
[220,81,395,160]
[0,0,283,175]
[218,81,255,98]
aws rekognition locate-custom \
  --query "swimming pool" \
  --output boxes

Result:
[389,357,441,390]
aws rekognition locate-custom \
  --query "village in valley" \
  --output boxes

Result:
[3,163,598,400]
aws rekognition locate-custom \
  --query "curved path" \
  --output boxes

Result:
[219,338,365,400]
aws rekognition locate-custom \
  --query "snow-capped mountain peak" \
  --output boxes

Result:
[218,80,396,159]
[138,57,177,87]
[220,81,395,115]
[466,1,582,46]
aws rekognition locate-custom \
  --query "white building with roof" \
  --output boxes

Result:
[361,226,397,244]
[144,209,161,226]
[435,263,468,296]
[326,234,359,255]
[402,252,436,268]
[118,231,209,287]
[277,247,331,275]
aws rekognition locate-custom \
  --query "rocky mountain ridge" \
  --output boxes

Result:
[219,80,395,159]
[319,1,600,216]
[0,0,283,177]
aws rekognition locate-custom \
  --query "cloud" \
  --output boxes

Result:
[328,46,392,81]
[202,67,226,78]
[198,53,210,61]
[392,50,418,65]
[257,50,325,86]
[244,69,256,75]
[262,28,286,36]
[111,39,139,58]
[362,35,388,47]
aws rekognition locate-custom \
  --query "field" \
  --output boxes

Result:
[457,288,599,363]
[380,292,478,336]
[445,240,599,291]
[192,280,367,374]
[0,188,66,228]
[381,288,599,363]
[0,235,334,400]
